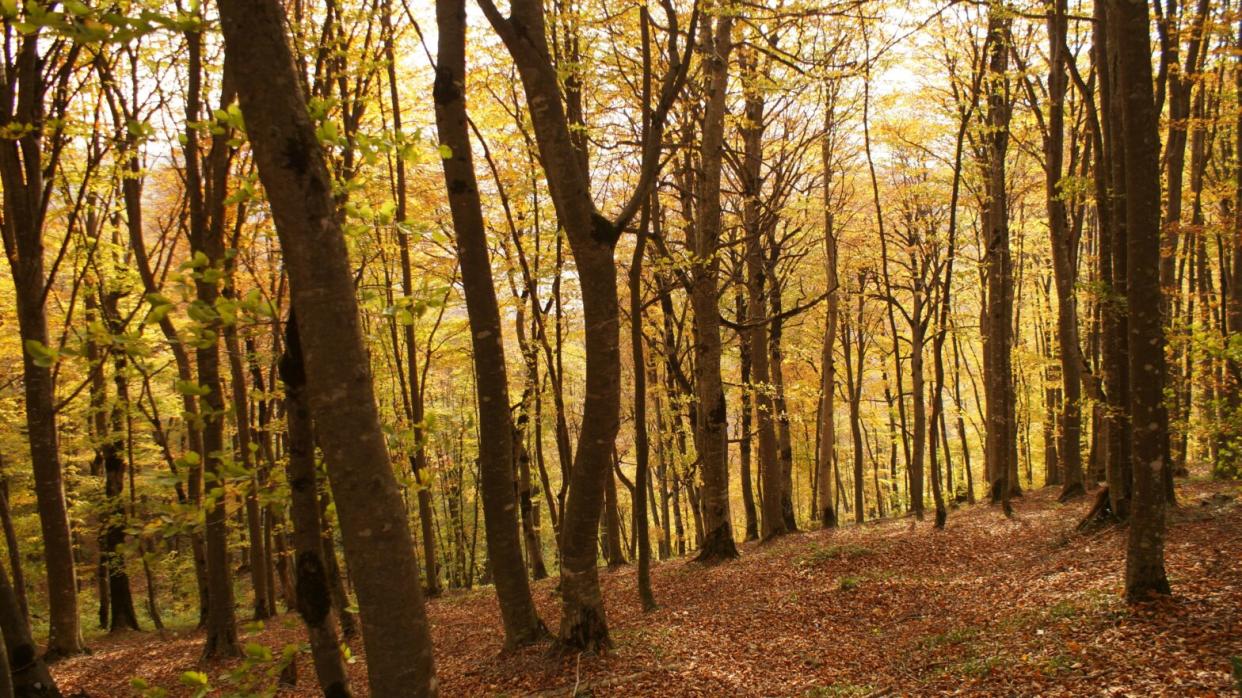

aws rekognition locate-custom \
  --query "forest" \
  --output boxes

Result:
[0,0,1239,695]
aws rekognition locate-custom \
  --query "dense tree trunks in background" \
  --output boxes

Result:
[433,0,547,649]
[479,0,687,649]
[279,318,353,697]
[0,23,85,659]
[184,26,240,659]
[742,52,787,541]
[690,13,739,561]
[380,0,442,599]
[1161,0,1210,478]
[1110,0,1171,602]
[217,0,438,693]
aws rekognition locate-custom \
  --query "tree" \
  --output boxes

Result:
[1110,0,1171,602]
[216,0,438,693]
[433,0,547,648]
[981,1,1017,510]
[0,6,85,658]
[689,10,739,561]
[478,0,691,650]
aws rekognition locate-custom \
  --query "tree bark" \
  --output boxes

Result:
[1110,0,1172,602]
[690,14,739,561]
[983,2,1016,512]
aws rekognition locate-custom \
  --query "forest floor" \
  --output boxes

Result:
[53,479,1242,697]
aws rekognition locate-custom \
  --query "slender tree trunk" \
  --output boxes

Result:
[1046,0,1086,500]
[736,290,760,540]
[183,26,240,658]
[742,58,787,541]
[1100,0,1133,519]
[279,317,353,697]
[225,327,271,620]
[433,0,547,648]
[817,92,841,527]
[0,29,83,657]
[99,303,140,632]
[1227,12,1242,473]
[631,188,657,609]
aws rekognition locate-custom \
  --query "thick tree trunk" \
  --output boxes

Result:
[982,3,1016,511]
[690,15,739,561]
[217,1,438,692]
[1111,0,1171,602]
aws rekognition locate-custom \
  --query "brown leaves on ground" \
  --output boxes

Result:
[54,481,1242,696]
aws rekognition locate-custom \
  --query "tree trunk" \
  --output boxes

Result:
[0,25,84,658]
[1099,0,1133,520]
[217,0,438,692]
[690,14,739,561]
[736,290,760,540]
[279,317,353,697]
[184,26,240,658]
[817,93,841,528]
[225,327,271,621]
[433,0,547,649]
[1110,0,1171,602]
[1046,0,1086,500]
[630,187,658,609]
[983,2,1016,512]
[0,552,57,696]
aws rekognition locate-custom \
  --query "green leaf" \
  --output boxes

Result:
[179,671,208,687]
[24,339,57,367]
[243,642,272,661]
[437,143,453,160]
[174,380,211,397]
